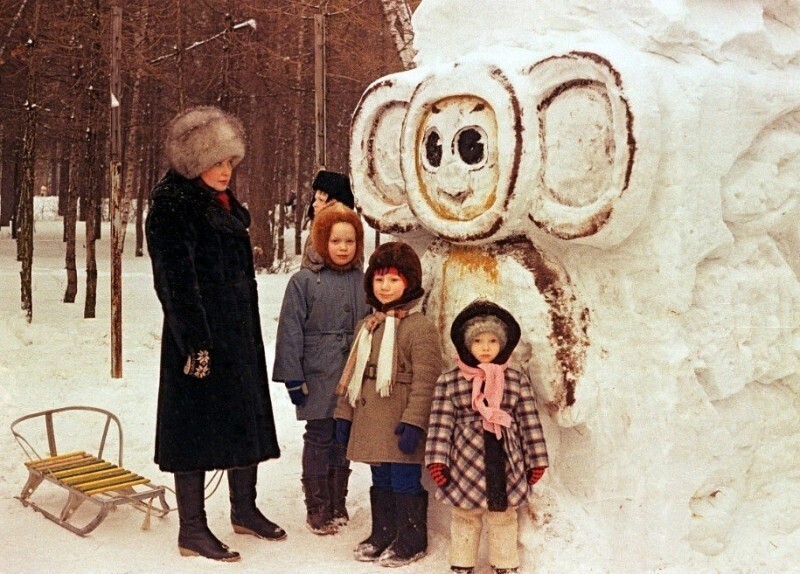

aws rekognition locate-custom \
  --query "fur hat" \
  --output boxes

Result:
[307,170,355,219]
[364,241,424,312]
[451,299,521,367]
[311,202,364,271]
[463,316,508,349]
[165,106,246,179]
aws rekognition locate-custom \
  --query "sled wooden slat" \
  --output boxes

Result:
[25,451,88,469]
[11,406,170,536]
[83,477,151,496]
[75,471,143,492]
[53,461,114,479]
[61,467,129,486]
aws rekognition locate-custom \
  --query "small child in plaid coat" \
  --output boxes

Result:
[425,299,549,574]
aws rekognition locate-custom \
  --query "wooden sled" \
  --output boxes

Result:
[11,406,170,536]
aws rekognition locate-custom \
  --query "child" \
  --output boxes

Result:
[334,241,443,568]
[425,299,549,574]
[273,203,371,535]
[302,170,356,271]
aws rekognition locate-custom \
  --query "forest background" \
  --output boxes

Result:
[0,0,419,321]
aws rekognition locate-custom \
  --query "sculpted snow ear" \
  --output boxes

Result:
[350,70,425,234]
[519,51,658,248]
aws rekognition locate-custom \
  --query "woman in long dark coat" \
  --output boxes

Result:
[146,106,283,562]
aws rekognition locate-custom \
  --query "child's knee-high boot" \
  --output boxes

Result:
[329,466,351,526]
[228,465,287,540]
[302,476,338,535]
[354,487,396,561]
[175,471,240,562]
[377,491,428,567]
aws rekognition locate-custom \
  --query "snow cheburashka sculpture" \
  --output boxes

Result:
[350,23,800,570]
[352,48,656,423]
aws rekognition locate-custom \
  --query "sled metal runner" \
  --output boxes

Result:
[11,406,170,536]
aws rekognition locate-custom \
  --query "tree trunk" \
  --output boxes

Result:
[0,125,19,228]
[83,122,99,319]
[17,0,41,323]
[379,0,417,70]
[18,100,36,322]
[292,16,306,258]
[63,140,79,303]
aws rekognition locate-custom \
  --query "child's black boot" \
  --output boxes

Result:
[354,487,396,561]
[329,466,351,526]
[377,491,428,567]
[302,476,338,535]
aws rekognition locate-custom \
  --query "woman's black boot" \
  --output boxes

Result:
[228,465,287,540]
[175,471,240,562]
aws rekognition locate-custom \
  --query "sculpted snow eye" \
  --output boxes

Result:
[455,127,486,166]
[423,129,443,169]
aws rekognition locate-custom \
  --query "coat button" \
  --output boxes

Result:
[344,304,351,312]
[337,334,343,341]
[361,398,366,407]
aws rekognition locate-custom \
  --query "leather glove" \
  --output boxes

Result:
[427,463,450,488]
[286,380,308,407]
[394,422,423,455]
[335,419,352,445]
[183,350,210,379]
[527,467,546,485]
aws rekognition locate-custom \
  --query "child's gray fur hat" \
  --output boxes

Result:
[165,106,245,179]
[463,316,508,349]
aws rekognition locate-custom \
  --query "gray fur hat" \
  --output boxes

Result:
[165,106,246,179]
[463,316,508,349]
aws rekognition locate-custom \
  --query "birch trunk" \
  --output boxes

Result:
[379,0,417,70]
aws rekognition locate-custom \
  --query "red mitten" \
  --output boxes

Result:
[527,467,546,485]
[427,463,450,488]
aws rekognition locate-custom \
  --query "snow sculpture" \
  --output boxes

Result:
[350,1,800,571]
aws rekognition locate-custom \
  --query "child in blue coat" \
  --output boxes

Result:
[273,202,370,535]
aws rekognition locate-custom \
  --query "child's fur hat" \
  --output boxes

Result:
[451,299,521,367]
[463,316,508,349]
[311,203,364,271]
[364,241,424,312]
[308,170,355,219]
[165,106,246,179]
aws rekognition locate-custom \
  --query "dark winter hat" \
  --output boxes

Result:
[307,170,355,219]
[451,299,521,367]
[311,202,364,271]
[364,241,424,312]
[165,106,246,179]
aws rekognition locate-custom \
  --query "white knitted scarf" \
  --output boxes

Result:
[337,310,410,407]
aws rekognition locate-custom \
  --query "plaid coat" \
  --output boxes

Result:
[425,366,548,509]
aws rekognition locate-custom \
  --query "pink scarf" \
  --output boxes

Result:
[457,358,512,439]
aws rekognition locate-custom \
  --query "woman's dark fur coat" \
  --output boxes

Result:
[146,170,280,472]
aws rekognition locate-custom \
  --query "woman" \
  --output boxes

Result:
[146,106,283,562]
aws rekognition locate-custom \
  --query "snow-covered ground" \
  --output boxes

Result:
[0,219,454,574]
